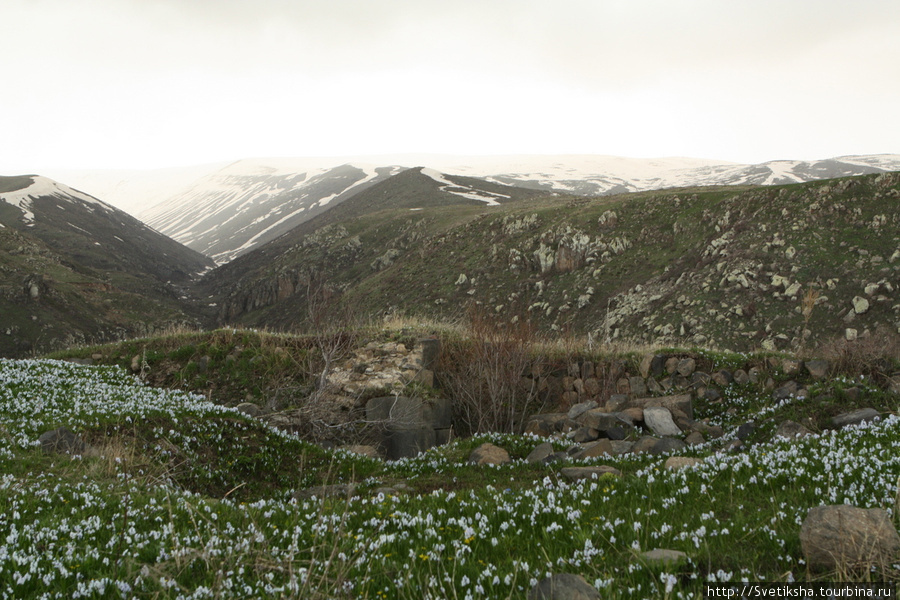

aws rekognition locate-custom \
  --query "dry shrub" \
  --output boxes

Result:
[815,326,900,380]
[437,306,548,436]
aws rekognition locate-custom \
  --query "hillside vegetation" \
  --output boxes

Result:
[4,323,900,598]
[206,172,900,353]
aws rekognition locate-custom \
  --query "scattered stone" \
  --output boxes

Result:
[568,400,598,420]
[800,505,900,570]
[733,369,750,385]
[852,296,870,315]
[845,328,858,341]
[805,359,830,380]
[831,408,880,429]
[559,466,622,481]
[676,358,696,377]
[642,406,683,437]
[469,443,511,465]
[772,380,798,400]
[235,402,261,418]
[527,442,556,464]
[773,420,812,440]
[631,436,660,454]
[684,431,706,446]
[651,437,687,455]
[664,457,701,470]
[569,427,599,443]
[573,439,613,460]
[640,548,689,568]
[38,427,87,455]
[527,573,602,600]
[736,422,755,441]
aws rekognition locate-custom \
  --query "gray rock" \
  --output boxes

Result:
[610,440,635,455]
[664,457,701,470]
[38,427,87,455]
[631,436,660,454]
[628,393,693,420]
[733,369,750,385]
[801,505,900,570]
[651,437,687,455]
[568,400,598,421]
[235,402,261,418]
[772,380,798,400]
[831,408,880,429]
[569,426,600,443]
[573,439,613,460]
[676,358,696,376]
[773,420,812,440]
[468,443,511,465]
[805,359,830,380]
[643,406,683,437]
[528,573,602,600]
[527,442,555,464]
[628,376,648,397]
[640,548,689,567]
[388,428,436,460]
[684,431,706,446]
[736,422,755,441]
[559,466,622,482]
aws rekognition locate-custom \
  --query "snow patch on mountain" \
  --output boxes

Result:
[420,167,506,206]
[0,176,113,224]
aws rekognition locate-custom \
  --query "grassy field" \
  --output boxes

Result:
[3,335,900,598]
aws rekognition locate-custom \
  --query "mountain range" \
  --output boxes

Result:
[2,153,899,357]
[48,154,900,264]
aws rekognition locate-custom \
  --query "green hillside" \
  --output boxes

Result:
[206,172,900,353]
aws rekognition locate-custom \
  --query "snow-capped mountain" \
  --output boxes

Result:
[138,160,404,264]
[0,174,214,283]
[46,153,900,264]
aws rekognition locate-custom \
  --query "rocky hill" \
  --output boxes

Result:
[0,175,216,356]
[203,171,900,353]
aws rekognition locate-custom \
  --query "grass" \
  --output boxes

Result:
[2,348,900,598]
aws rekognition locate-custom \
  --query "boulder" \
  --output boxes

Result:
[573,439,613,460]
[772,381,798,401]
[570,427,599,443]
[235,402,261,418]
[664,457,701,470]
[526,442,555,464]
[388,428,436,460]
[831,408,880,429]
[773,420,811,440]
[640,548,688,568]
[628,394,693,420]
[38,427,87,455]
[642,407,683,437]
[650,437,687,455]
[852,296,870,315]
[559,466,621,481]
[805,359,830,380]
[676,358,696,377]
[568,400,598,421]
[800,505,900,570]
[528,573,602,600]
[469,443,511,465]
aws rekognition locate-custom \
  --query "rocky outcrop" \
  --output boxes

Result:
[800,505,900,570]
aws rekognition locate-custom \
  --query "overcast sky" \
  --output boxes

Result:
[3,0,899,172]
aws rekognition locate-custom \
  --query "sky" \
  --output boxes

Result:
[2,0,899,172]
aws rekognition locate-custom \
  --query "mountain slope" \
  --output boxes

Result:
[202,171,900,352]
[139,161,406,264]
[53,154,900,266]
[0,175,216,356]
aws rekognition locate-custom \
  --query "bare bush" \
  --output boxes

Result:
[815,326,900,380]
[437,306,547,436]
